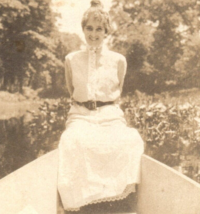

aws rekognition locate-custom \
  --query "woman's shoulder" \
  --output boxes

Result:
[65,50,86,61]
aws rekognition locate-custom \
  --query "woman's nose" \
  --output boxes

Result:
[91,30,96,37]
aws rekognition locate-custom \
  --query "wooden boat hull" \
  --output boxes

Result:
[138,155,200,214]
[0,150,200,214]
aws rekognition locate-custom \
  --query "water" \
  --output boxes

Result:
[0,110,60,179]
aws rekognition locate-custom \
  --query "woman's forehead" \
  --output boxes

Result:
[86,14,104,26]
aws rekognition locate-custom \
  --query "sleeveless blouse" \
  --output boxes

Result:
[65,46,126,102]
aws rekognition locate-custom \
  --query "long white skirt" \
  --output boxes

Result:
[57,103,144,211]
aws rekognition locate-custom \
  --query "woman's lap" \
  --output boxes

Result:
[58,114,144,211]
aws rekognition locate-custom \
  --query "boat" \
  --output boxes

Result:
[0,149,200,214]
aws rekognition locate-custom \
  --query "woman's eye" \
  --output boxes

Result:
[86,27,93,31]
[97,28,103,32]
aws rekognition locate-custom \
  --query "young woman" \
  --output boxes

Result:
[57,0,144,213]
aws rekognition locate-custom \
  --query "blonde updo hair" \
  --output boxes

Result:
[81,0,111,34]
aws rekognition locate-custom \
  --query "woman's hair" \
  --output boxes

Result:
[81,0,111,34]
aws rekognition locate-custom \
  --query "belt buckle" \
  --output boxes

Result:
[88,100,97,110]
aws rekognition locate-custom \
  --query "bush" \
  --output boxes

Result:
[28,97,71,156]
[121,92,200,183]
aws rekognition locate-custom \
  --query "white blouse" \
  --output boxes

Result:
[65,45,127,102]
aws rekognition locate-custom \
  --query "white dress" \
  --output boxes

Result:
[57,45,144,211]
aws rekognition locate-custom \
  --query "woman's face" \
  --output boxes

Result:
[83,16,106,47]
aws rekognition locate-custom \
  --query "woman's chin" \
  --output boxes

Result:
[89,44,98,47]
[87,41,101,47]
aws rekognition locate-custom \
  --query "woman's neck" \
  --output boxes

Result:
[86,43,103,52]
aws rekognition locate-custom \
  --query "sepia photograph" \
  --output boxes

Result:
[0,0,200,213]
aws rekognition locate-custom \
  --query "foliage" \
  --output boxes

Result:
[0,0,82,94]
[29,97,70,130]
[28,98,70,148]
[109,0,200,93]
[0,0,59,92]
[175,33,200,88]
[121,91,200,182]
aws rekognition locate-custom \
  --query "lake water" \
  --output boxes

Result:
[0,102,61,179]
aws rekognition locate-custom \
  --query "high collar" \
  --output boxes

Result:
[85,44,108,55]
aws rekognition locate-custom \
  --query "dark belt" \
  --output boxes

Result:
[75,100,114,110]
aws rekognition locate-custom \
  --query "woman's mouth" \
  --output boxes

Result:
[89,37,98,41]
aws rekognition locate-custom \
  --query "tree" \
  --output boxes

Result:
[147,0,198,91]
[109,0,200,93]
[0,0,63,93]
[175,33,200,88]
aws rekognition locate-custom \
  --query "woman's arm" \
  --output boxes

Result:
[65,55,74,96]
[118,55,127,93]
